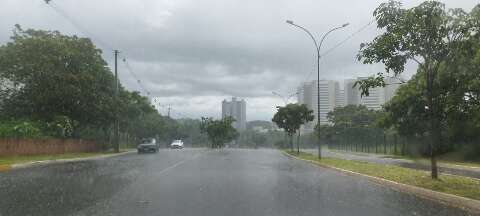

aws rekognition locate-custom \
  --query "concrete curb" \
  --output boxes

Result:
[6,151,136,171]
[282,152,480,215]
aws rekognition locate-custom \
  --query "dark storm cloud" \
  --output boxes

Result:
[0,0,478,120]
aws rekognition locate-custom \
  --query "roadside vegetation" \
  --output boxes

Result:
[0,152,116,166]
[200,116,238,148]
[288,1,480,180]
[380,153,480,169]
[355,1,480,179]
[285,151,480,200]
[272,104,314,154]
[0,25,185,149]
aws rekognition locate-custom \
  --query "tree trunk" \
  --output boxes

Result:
[394,134,397,155]
[296,130,301,155]
[383,133,387,154]
[426,64,439,179]
[290,135,294,152]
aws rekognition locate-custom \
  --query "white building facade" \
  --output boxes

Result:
[222,97,246,131]
[344,77,402,110]
[298,77,403,131]
[297,80,343,131]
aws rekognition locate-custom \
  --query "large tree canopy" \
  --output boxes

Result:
[0,26,180,145]
[356,1,479,178]
[272,103,314,152]
[0,25,116,127]
[200,116,238,148]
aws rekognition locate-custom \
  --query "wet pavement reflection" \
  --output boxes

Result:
[0,149,471,216]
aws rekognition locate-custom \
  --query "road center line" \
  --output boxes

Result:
[155,151,206,176]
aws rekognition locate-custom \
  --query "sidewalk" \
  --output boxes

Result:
[301,148,480,179]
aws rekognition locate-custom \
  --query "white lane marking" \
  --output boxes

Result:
[155,152,206,176]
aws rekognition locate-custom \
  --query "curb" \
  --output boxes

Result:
[5,151,135,171]
[282,152,480,215]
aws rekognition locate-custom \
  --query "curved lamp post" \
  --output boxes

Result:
[272,91,299,106]
[286,20,349,159]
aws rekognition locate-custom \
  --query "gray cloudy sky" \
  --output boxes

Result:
[1,0,478,120]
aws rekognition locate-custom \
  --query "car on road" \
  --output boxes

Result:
[137,138,159,153]
[170,140,184,149]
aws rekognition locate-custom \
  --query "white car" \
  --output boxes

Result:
[170,140,184,149]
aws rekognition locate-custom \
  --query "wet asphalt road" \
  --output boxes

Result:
[303,149,480,179]
[0,149,472,216]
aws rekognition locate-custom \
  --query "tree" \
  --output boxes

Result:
[272,103,314,154]
[0,26,175,146]
[251,132,267,149]
[327,105,380,128]
[200,116,238,148]
[0,25,117,130]
[314,105,383,151]
[176,118,209,147]
[355,1,479,178]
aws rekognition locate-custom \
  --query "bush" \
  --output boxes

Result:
[45,115,74,138]
[0,121,43,138]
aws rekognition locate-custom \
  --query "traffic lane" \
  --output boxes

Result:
[303,148,480,179]
[0,149,204,216]
[75,149,469,216]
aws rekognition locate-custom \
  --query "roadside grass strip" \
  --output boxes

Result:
[0,152,112,167]
[0,164,10,171]
[285,150,480,201]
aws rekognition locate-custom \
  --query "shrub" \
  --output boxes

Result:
[0,121,42,138]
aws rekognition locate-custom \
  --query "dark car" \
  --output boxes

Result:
[137,138,159,153]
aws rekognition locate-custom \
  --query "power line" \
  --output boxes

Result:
[154,101,190,119]
[121,56,152,97]
[301,20,375,84]
[46,0,115,51]
[321,20,375,57]
[46,0,156,100]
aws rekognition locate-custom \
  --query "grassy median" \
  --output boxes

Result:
[378,153,480,169]
[285,150,480,201]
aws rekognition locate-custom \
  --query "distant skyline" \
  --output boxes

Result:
[1,0,478,121]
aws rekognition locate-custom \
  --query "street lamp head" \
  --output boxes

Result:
[342,23,350,27]
[286,20,294,25]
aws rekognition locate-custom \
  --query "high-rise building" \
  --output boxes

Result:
[344,79,360,105]
[222,97,246,131]
[335,87,344,108]
[384,76,403,102]
[344,77,403,110]
[297,80,340,129]
[298,77,403,131]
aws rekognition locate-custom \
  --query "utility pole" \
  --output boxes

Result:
[114,50,120,153]
[167,105,171,118]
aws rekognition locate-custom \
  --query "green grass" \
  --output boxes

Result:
[332,148,480,168]
[0,152,114,166]
[378,153,480,168]
[286,150,480,201]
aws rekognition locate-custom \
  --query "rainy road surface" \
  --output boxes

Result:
[0,148,472,216]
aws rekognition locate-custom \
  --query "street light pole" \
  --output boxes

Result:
[272,91,299,106]
[286,20,348,159]
[114,49,120,153]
